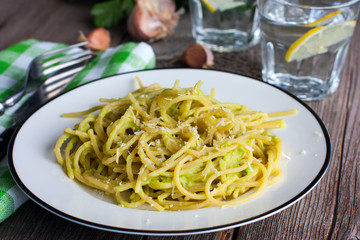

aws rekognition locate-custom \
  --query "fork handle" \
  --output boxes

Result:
[0,102,5,115]
[0,90,26,116]
[0,125,16,159]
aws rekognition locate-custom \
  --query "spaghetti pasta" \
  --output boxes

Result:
[54,79,297,211]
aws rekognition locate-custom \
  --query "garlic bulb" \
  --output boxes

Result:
[127,0,179,41]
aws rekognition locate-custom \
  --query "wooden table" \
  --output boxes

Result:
[1,1,359,239]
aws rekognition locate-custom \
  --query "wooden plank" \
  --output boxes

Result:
[0,201,145,239]
[326,20,360,239]
[147,232,219,240]
[0,0,125,49]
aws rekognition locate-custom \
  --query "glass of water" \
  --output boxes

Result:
[258,0,360,101]
[189,0,260,52]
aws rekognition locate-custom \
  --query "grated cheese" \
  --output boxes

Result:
[300,149,307,155]
[282,152,292,160]
[245,145,254,152]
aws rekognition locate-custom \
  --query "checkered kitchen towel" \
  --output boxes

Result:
[0,39,156,223]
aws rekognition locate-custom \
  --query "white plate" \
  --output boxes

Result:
[8,69,331,235]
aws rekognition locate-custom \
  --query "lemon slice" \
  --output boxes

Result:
[285,20,356,62]
[202,0,246,13]
[202,0,216,13]
[305,10,342,27]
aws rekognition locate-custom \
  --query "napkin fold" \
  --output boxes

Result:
[0,39,156,223]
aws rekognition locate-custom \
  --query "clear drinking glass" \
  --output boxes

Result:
[258,0,360,101]
[189,0,260,52]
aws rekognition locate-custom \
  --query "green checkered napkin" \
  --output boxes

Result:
[0,39,156,223]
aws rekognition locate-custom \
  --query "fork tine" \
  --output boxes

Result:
[41,49,93,68]
[36,41,89,61]
[44,75,77,99]
[43,65,86,93]
[44,65,87,99]
[41,54,96,93]
[42,65,86,99]
[41,54,94,76]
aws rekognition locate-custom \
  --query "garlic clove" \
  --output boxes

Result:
[201,45,214,68]
[78,28,111,51]
[87,28,111,51]
[179,44,214,68]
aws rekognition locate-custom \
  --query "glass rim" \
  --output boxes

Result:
[270,0,360,9]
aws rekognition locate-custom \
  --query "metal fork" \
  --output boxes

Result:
[0,41,93,115]
[0,42,96,158]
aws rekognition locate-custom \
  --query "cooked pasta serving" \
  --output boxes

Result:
[54,78,297,211]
